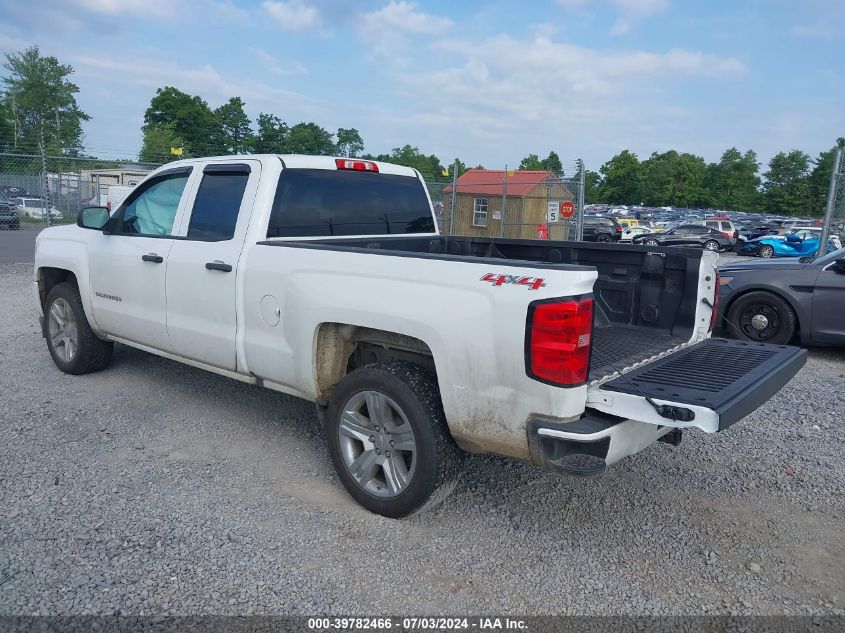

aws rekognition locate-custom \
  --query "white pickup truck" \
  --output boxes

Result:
[34,154,807,517]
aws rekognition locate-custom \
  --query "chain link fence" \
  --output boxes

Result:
[0,153,160,228]
[820,148,845,253]
[425,159,585,241]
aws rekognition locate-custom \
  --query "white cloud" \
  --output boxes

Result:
[251,48,307,76]
[262,0,321,31]
[358,1,452,54]
[71,0,172,17]
[556,0,670,34]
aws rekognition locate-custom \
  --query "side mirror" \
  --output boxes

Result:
[77,206,110,230]
[831,258,845,275]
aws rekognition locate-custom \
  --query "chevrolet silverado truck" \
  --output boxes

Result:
[33,155,807,517]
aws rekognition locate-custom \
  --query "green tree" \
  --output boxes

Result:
[541,151,563,174]
[144,86,222,156]
[584,169,602,203]
[450,158,468,177]
[763,150,811,216]
[519,153,543,170]
[366,145,445,179]
[704,148,761,211]
[640,150,707,207]
[807,137,845,215]
[286,122,336,155]
[336,127,364,157]
[139,122,188,163]
[215,97,253,154]
[254,113,288,153]
[1,45,89,155]
[599,150,641,204]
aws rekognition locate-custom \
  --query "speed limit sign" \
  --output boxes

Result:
[547,201,559,223]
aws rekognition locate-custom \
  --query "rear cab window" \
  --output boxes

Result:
[266,169,434,238]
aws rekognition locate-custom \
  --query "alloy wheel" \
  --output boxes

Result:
[48,297,79,363]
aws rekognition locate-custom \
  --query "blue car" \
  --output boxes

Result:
[738,230,841,258]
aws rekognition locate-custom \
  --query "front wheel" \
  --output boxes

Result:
[45,282,113,374]
[726,291,797,345]
[326,362,464,518]
[758,244,774,258]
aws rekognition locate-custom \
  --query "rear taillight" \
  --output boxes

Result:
[335,158,379,172]
[709,273,720,332]
[107,202,112,212]
[721,232,731,239]
[616,225,622,232]
[526,296,594,386]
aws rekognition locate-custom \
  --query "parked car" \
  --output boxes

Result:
[0,184,28,198]
[632,224,734,251]
[33,154,806,517]
[736,222,778,242]
[694,218,739,241]
[619,225,653,242]
[718,247,845,345]
[10,196,63,220]
[738,229,841,258]
[0,192,20,229]
[575,215,623,242]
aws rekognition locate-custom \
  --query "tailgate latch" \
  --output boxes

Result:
[647,399,695,422]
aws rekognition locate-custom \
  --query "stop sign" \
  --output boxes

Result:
[561,200,575,218]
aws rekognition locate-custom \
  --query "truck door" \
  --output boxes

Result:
[811,258,845,344]
[165,161,260,371]
[87,167,194,350]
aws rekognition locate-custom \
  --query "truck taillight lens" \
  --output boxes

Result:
[335,158,379,172]
[526,296,594,387]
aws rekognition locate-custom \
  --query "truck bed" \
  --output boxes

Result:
[259,235,706,381]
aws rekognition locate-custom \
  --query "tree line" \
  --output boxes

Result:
[1,46,841,216]
[585,143,843,216]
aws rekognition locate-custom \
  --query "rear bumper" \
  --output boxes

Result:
[528,415,671,476]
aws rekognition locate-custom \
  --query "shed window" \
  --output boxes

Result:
[473,197,488,227]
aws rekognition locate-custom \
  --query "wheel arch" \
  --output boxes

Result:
[313,323,437,405]
[37,267,79,310]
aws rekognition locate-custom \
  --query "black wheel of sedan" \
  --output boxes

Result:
[704,240,720,251]
[758,244,774,258]
[644,238,659,246]
[326,361,464,518]
[596,234,612,242]
[726,291,797,345]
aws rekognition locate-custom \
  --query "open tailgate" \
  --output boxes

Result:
[586,338,807,433]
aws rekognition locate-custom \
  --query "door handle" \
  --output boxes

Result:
[205,261,233,273]
[141,253,163,263]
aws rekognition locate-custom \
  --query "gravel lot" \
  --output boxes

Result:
[1,262,843,616]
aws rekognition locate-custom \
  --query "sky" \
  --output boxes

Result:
[0,0,843,171]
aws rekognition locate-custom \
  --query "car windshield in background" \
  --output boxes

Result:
[267,169,435,238]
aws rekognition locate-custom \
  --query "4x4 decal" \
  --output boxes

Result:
[480,273,546,290]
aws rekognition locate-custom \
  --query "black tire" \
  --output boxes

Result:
[596,233,612,243]
[326,361,464,518]
[726,291,797,345]
[704,240,720,252]
[45,282,113,374]
[758,244,774,258]
[644,238,659,246]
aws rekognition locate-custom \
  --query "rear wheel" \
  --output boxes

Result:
[326,361,464,518]
[644,238,659,246]
[758,244,775,258]
[704,240,720,251]
[726,291,797,345]
[45,282,113,374]
[596,234,612,243]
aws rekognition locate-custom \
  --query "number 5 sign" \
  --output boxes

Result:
[547,201,560,223]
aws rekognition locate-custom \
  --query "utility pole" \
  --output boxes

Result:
[818,148,842,257]
[576,159,585,241]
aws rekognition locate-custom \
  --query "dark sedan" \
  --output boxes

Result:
[717,248,845,346]
[632,224,734,251]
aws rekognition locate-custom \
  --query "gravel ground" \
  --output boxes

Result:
[1,262,843,616]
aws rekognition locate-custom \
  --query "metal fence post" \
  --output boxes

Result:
[576,159,585,241]
[449,161,458,236]
[818,147,843,257]
[499,165,508,238]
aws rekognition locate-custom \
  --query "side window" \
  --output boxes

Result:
[187,166,250,241]
[473,198,489,227]
[117,172,190,236]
